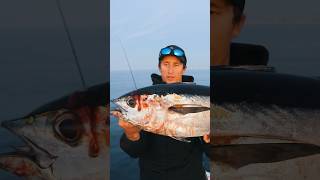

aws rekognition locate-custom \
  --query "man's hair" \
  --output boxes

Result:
[225,0,245,24]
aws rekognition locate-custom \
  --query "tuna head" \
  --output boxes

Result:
[113,94,172,129]
[0,83,109,180]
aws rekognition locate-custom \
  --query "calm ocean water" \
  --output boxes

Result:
[110,69,210,180]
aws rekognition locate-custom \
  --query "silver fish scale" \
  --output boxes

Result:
[212,103,320,146]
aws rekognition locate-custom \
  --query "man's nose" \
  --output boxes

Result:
[168,65,174,74]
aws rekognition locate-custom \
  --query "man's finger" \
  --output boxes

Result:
[111,110,121,117]
[111,111,126,121]
[203,134,210,143]
[118,119,134,128]
[118,119,126,127]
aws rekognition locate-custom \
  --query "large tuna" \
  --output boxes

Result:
[112,83,210,138]
[210,67,320,180]
[0,83,109,180]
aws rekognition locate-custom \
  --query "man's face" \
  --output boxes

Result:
[159,56,186,84]
[211,0,245,66]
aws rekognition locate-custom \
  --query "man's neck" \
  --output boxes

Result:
[211,49,230,66]
[212,56,230,66]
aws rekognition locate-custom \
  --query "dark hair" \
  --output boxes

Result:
[225,0,245,23]
[232,6,243,23]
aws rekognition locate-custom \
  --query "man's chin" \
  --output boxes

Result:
[165,80,179,84]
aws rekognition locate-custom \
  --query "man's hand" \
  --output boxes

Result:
[111,111,141,141]
[203,134,210,143]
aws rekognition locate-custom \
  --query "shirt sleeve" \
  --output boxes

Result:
[199,138,213,160]
[120,131,148,158]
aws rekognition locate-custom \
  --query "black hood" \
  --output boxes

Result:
[151,74,194,85]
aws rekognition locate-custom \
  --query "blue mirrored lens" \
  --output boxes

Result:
[160,47,171,55]
[173,49,184,56]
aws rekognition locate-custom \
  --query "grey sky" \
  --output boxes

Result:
[245,0,320,25]
[0,0,107,121]
[237,0,320,76]
[110,0,210,71]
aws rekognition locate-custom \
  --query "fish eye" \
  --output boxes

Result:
[54,112,82,146]
[126,98,136,108]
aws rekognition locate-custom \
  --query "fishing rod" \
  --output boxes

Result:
[55,0,87,90]
[118,37,138,90]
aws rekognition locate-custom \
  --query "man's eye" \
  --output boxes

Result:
[211,9,221,15]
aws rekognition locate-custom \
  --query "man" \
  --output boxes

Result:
[211,0,246,66]
[112,45,210,180]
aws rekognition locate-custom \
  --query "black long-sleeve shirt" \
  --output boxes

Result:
[120,131,210,180]
[120,74,211,180]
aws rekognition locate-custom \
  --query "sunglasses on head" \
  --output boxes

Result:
[160,47,185,57]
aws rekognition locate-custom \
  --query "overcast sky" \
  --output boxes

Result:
[110,0,210,71]
[0,0,107,120]
[236,0,320,76]
[245,0,320,25]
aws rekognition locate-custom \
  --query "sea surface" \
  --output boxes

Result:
[110,69,210,180]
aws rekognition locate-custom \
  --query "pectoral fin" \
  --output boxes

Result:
[169,104,210,115]
[209,143,320,169]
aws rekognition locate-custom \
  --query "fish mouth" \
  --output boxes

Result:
[111,99,128,113]
[111,98,120,104]
[0,119,57,177]
[111,106,128,115]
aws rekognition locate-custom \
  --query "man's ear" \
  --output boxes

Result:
[232,15,246,38]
